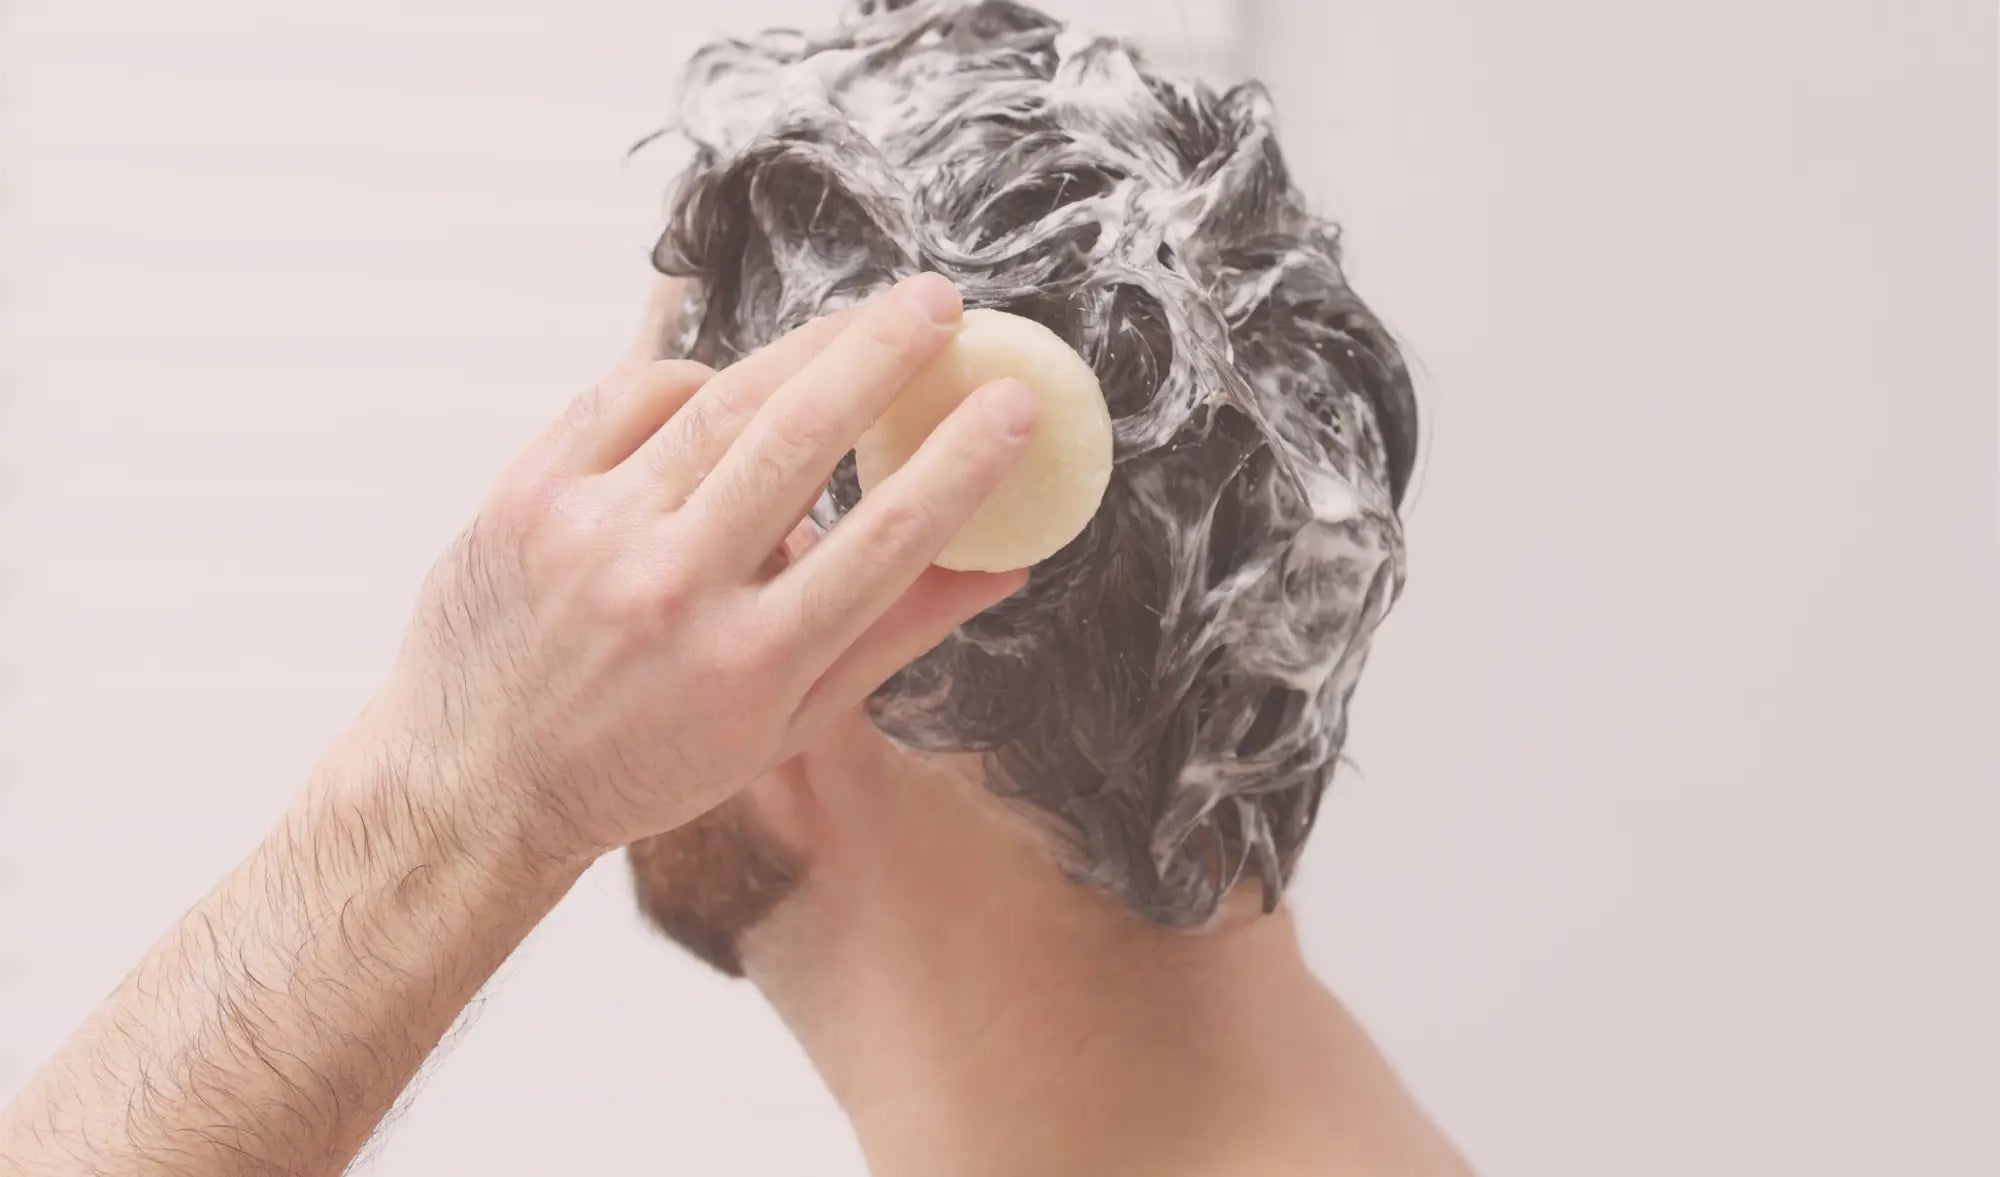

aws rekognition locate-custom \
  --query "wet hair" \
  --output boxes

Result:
[650,0,1417,927]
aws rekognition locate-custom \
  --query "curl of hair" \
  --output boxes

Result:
[652,0,1417,927]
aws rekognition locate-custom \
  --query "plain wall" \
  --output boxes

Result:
[1253,1,1999,1171]
[2,2,1994,1175]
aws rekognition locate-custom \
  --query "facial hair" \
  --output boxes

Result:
[627,796,803,977]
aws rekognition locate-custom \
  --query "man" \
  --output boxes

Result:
[0,1,1466,1174]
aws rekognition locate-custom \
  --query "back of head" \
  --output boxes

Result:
[652,0,1417,928]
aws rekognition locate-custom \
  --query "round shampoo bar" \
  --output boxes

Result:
[855,308,1114,572]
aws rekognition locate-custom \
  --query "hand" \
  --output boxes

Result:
[363,273,1037,865]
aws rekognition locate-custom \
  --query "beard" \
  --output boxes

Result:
[626,796,804,977]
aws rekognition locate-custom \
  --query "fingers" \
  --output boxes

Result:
[683,273,963,564]
[758,377,1038,678]
[616,308,859,505]
[786,565,1026,747]
[545,360,716,476]
[522,275,707,479]
[511,359,713,483]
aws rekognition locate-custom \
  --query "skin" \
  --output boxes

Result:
[0,272,1040,1176]
[0,271,1473,1176]
[701,717,1475,1177]
[623,292,1473,1176]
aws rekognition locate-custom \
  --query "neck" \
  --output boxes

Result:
[740,746,1463,1177]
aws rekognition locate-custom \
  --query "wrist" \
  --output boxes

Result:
[300,704,599,895]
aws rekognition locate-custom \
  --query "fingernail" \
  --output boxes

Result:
[898,272,962,326]
[982,379,1039,439]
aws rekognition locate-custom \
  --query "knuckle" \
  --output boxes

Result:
[513,485,603,567]
[657,559,703,610]
[857,303,931,357]
[644,563,699,612]
[560,382,612,434]
[710,445,787,518]
[656,406,714,479]
[787,576,845,641]
[867,499,934,561]
[597,571,656,629]
[704,629,779,684]
[601,557,696,626]
[768,404,835,459]
[972,423,1028,474]
[700,371,760,430]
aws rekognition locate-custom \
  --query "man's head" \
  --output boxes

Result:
[631,0,1416,974]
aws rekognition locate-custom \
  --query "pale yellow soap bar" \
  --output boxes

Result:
[855,309,1114,572]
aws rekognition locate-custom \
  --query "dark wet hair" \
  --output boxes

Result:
[651,0,1416,927]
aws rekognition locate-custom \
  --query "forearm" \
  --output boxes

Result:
[0,731,587,1176]
[1,271,1010,1173]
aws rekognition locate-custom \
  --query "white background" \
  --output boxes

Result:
[2,1,1994,1174]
